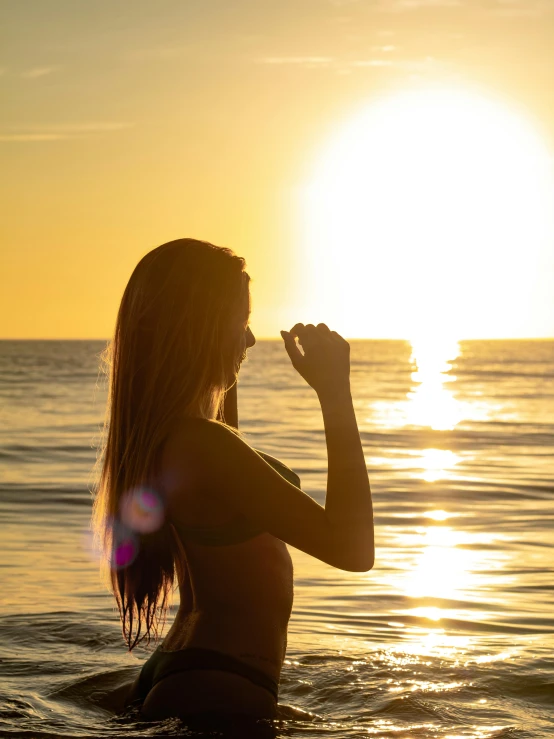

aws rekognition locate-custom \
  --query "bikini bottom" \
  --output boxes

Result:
[134,645,279,704]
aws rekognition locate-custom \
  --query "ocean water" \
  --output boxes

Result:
[1,338,553,738]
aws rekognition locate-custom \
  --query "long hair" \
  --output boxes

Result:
[92,239,250,650]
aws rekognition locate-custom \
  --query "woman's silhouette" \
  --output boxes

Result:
[92,238,374,722]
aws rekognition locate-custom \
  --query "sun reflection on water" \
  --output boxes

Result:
[418,448,459,481]
[403,630,474,659]
[424,509,452,521]
[368,337,467,433]
[359,337,520,687]
[365,448,460,482]
[389,522,512,664]
[407,336,463,430]
[404,525,483,601]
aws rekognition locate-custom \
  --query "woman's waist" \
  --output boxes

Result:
[181,580,294,621]
[162,615,287,680]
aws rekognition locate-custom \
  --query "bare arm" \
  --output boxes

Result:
[281,323,373,568]
[318,385,374,565]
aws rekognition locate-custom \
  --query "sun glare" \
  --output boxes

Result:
[407,337,463,430]
[369,337,474,431]
[301,85,554,339]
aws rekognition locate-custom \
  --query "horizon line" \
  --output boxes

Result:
[1,336,553,342]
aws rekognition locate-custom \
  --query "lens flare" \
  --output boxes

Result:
[120,487,165,534]
[110,520,139,570]
[114,537,137,568]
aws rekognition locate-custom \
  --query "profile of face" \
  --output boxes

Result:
[242,325,256,358]
[227,288,256,381]
[236,320,256,368]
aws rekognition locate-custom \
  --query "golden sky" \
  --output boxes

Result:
[1,0,553,339]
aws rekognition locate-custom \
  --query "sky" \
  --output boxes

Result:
[1,0,553,339]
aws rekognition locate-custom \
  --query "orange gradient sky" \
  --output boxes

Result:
[1,1,553,339]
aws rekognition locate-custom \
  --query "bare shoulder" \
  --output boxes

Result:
[163,416,242,466]
[160,417,247,496]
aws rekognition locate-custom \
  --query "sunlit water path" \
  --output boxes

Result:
[1,340,553,737]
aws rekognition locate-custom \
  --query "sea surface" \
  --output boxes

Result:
[1,339,553,738]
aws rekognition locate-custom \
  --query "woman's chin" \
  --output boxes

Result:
[225,353,246,387]
[225,368,239,388]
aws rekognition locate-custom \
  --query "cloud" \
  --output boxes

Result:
[123,46,192,62]
[258,53,440,75]
[21,66,60,79]
[487,0,550,17]
[378,0,550,13]
[0,134,67,142]
[378,0,461,9]
[344,55,440,73]
[0,122,134,142]
[29,122,134,133]
[350,59,395,67]
[258,56,334,67]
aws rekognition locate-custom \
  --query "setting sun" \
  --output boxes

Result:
[301,85,554,340]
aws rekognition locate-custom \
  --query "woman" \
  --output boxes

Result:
[92,238,374,723]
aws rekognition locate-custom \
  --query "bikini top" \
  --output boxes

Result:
[172,450,301,547]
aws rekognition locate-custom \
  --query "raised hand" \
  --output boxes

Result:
[280,323,350,397]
